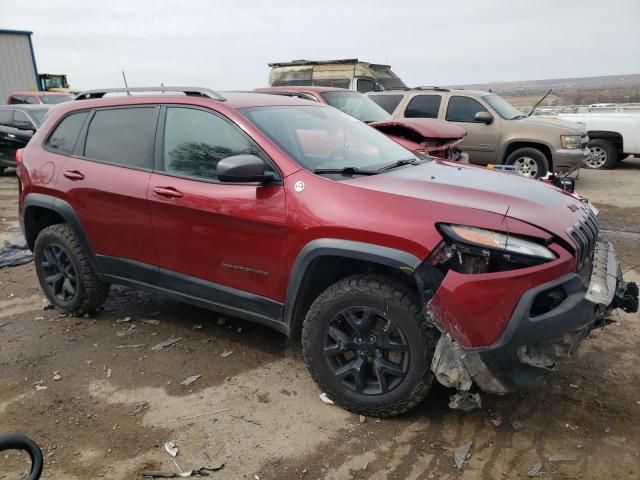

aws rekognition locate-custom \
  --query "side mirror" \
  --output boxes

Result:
[474,112,493,124]
[217,154,273,183]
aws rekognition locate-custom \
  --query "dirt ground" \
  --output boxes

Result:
[1,160,639,479]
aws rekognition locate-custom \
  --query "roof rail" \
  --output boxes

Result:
[74,87,225,101]
[414,86,450,92]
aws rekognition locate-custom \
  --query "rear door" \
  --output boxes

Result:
[148,105,287,305]
[0,109,15,164]
[444,95,500,165]
[55,106,160,273]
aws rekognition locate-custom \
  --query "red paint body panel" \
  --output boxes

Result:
[427,246,575,347]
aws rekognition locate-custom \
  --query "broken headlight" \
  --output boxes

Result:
[431,224,556,273]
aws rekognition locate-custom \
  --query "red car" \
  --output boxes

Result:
[255,86,467,161]
[7,91,74,105]
[18,87,637,416]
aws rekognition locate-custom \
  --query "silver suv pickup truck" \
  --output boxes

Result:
[368,87,590,178]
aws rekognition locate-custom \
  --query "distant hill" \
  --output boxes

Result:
[448,74,640,109]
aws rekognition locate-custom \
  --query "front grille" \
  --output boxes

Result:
[567,207,599,271]
[580,135,589,149]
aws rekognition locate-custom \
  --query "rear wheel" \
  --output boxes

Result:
[586,139,617,169]
[302,274,438,417]
[504,147,549,178]
[34,224,110,314]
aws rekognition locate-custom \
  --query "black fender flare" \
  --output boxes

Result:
[22,193,101,273]
[283,238,421,332]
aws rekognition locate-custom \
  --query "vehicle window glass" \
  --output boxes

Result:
[357,79,376,93]
[163,107,263,180]
[405,95,441,118]
[321,91,390,123]
[10,96,25,104]
[25,96,40,104]
[29,108,49,126]
[41,94,74,105]
[367,95,403,114]
[84,108,156,168]
[13,110,34,130]
[313,79,351,89]
[446,96,489,122]
[0,110,12,126]
[46,111,89,154]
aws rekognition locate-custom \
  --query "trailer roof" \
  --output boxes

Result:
[0,29,33,36]
[268,58,392,69]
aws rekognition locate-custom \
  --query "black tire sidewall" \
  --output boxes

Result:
[505,147,549,178]
[34,228,86,310]
[303,279,433,412]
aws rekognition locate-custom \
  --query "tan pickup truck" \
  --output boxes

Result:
[368,87,590,178]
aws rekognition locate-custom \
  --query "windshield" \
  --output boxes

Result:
[42,94,73,105]
[371,68,407,90]
[481,93,524,120]
[320,91,390,123]
[241,105,417,174]
[29,108,49,126]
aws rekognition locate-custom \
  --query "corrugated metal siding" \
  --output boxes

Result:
[0,33,38,102]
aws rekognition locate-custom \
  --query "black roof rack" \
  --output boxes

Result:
[414,86,450,92]
[74,87,225,101]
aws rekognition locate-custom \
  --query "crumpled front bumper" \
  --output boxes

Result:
[431,239,638,395]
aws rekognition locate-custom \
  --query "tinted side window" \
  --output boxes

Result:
[446,96,488,122]
[46,111,89,155]
[0,110,11,126]
[163,107,262,180]
[13,111,34,129]
[25,96,39,104]
[357,79,376,93]
[368,94,403,114]
[10,96,26,104]
[405,95,442,118]
[84,108,156,168]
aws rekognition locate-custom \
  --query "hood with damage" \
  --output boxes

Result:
[344,160,586,244]
[370,118,466,155]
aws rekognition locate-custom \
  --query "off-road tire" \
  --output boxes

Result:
[34,224,110,314]
[586,139,617,169]
[302,274,438,417]
[504,147,549,178]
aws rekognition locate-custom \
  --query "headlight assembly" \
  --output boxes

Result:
[561,135,581,149]
[431,224,557,273]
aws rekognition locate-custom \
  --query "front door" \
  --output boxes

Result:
[444,95,501,165]
[147,106,287,309]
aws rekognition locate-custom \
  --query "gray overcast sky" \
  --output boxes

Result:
[2,0,639,90]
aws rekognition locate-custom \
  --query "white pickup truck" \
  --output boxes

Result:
[557,112,640,169]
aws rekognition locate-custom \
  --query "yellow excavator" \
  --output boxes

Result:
[38,73,78,94]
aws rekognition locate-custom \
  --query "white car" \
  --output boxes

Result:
[558,111,640,169]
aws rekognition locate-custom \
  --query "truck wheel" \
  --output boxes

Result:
[586,139,617,169]
[34,224,110,315]
[302,274,438,417]
[504,148,549,178]
[617,151,628,162]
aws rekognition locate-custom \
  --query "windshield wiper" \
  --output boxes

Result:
[313,166,378,175]
[376,158,422,172]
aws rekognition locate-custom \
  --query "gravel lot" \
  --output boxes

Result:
[1,160,639,479]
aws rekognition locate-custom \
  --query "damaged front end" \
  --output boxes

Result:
[414,215,638,404]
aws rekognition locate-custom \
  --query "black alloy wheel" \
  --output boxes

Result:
[39,244,78,302]
[324,306,409,395]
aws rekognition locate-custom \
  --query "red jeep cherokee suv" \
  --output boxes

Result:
[18,87,638,416]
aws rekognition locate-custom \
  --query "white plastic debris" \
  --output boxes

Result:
[220,351,234,358]
[528,463,542,476]
[180,375,201,387]
[164,441,178,457]
[152,337,183,351]
[454,441,472,470]
[319,393,334,405]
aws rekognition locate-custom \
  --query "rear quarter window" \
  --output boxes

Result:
[405,95,441,118]
[46,111,89,155]
[83,107,157,169]
[368,94,403,114]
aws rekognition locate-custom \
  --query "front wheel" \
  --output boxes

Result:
[586,139,617,169]
[302,274,438,417]
[504,147,549,178]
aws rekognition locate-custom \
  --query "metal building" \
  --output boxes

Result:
[0,29,39,102]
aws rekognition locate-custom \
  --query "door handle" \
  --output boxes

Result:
[153,186,183,199]
[63,170,85,180]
